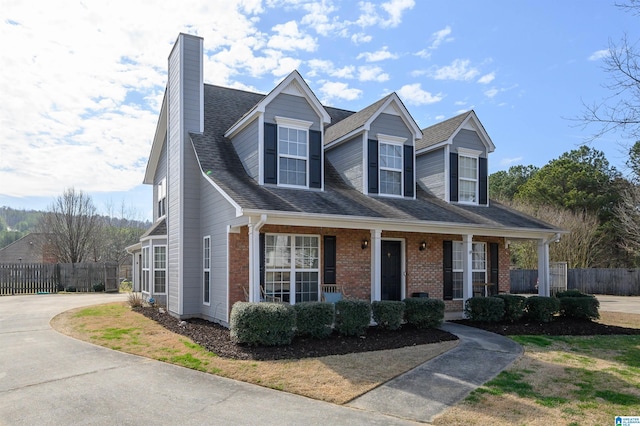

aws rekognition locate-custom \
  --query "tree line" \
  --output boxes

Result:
[1,190,150,266]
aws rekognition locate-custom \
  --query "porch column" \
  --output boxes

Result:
[462,234,473,303]
[248,215,266,303]
[537,239,550,297]
[371,229,382,302]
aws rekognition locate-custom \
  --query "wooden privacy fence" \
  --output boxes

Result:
[510,268,640,296]
[0,262,119,296]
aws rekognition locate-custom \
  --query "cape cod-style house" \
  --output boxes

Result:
[127,33,562,325]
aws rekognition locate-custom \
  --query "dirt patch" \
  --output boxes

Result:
[135,306,459,361]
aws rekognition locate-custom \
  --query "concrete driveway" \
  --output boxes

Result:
[596,295,640,314]
[0,294,416,426]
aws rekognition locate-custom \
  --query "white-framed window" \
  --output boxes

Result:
[457,148,482,204]
[452,242,486,299]
[276,116,312,187]
[157,178,167,217]
[264,234,319,304]
[142,246,150,293]
[378,134,407,196]
[203,236,210,305]
[153,246,166,294]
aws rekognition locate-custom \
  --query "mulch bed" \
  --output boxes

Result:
[134,307,640,361]
[134,306,458,361]
[452,316,640,336]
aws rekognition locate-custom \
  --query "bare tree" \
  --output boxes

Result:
[614,184,640,257]
[93,200,147,265]
[578,2,640,141]
[505,201,606,269]
[38,188,101,263]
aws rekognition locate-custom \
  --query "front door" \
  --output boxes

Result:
[381,240,402,301]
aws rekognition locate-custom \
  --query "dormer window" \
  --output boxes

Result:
[277,119,310,187]
[380,142,403,196]
[456,148,483,204]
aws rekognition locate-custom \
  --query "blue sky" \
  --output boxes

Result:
[1,0,638,221]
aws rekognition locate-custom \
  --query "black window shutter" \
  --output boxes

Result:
[323,236,336,284]
[264,123,277,184]
[368,139,379,194]
[443,240,453,300]
[479,157,488,205]
[309,130,322,188]
[449,153,458,202]
[490,242,499,295]
[403,145,414,197]
[259,233,265,290]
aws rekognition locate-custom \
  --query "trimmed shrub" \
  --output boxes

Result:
[559,296,600,320]
[230,302,296,346]
[525,296,560,323]
[293,302,334,338]
[93,282,105,292]
[555,289,591,298]
[403,297,445,329]
[494,294,527,322]
[334,300,371,336]
[464,297,505,322]
[372,300,405,330]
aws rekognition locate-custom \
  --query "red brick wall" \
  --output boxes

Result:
[226,224,511,313]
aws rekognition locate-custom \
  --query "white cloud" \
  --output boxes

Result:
[429,59,479,81]
[358,65,390,82]
[396,83,444,105]
[357,46,398,62]
[477,72,495,84]
[484,88,500,98]
[588,49,609,61]
[319,81,362,103]
[306,60,356,79]
[500,157,523,166]
[415,26,453,59]
[351,32,373,44]
[267,21,317,52]
[380,0,416,28]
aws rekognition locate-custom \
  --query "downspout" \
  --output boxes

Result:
[248,214,267,302]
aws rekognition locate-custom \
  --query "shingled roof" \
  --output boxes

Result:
[416,111,472,151]
[186,84,558,235]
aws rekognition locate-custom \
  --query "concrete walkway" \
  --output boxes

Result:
[0,294,526,425]
[349,323,523,423]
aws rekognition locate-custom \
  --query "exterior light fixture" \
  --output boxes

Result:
[361,239,369,249]
[419,241,427,251]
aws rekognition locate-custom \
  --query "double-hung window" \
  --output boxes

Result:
[203,236,210,305]
[457,148,483,204]
[378,134,407,196]
[276,117,312,187]
[142,247,150,293]
[264,234,319,304]
[153,246,166,294]
[157,178,166,217]
[452,242,486,299]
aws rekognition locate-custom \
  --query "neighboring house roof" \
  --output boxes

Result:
[188,84,560,238]
[141,218,166,238]
[416,110,495,154]
[0,233,54,263]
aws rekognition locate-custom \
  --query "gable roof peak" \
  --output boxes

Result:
[417,109,495,153]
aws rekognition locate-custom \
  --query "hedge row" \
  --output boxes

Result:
[464,290,599,323]
[230,297,446,346]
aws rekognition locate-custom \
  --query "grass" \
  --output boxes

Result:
[433,311,640,426]
[50,302,457,404]
[52,303,640,423]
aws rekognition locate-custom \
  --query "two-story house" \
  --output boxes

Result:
[127,33,562,325]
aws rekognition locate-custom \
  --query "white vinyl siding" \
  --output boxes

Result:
[264,234,319,304]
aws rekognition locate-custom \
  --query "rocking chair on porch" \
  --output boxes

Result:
[321,284,344,303]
